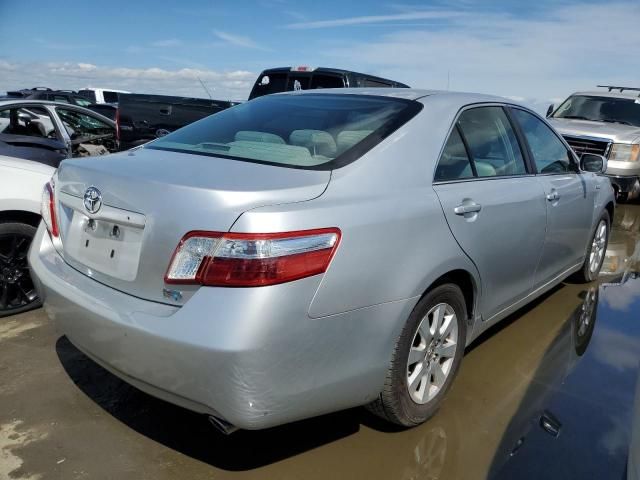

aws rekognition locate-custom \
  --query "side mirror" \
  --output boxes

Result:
[546,104,555,118]
[580,153,607,174]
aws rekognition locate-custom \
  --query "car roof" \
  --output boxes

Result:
[277,87,512,104]
[0,99,116,124]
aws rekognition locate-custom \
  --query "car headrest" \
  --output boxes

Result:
[289,130,337,157]
[336,130,373,154]
[235,131,286,144]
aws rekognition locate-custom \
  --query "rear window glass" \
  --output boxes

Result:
[311,75,345,89]
[147,94,422,170]
[250,73,288,99]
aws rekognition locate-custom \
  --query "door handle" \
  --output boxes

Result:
[546,191,560,202]
[454,203,482,215]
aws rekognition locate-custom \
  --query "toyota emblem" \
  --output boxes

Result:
[83,186,102,214]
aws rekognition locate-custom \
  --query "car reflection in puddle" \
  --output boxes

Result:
[55,206,640,480]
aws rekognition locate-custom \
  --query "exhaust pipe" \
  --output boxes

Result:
[208,415,239,435]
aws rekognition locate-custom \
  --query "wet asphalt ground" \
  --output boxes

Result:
[1,205,639,480]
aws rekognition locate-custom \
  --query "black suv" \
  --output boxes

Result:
[248,67,410,100]
[1,87,92,107]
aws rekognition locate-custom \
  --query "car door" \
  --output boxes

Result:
[433,105,547,321]
[509,108,593,286]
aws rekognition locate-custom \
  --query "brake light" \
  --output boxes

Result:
[40,181,59,237]
[165,228,341,287]
[291,65,315,72]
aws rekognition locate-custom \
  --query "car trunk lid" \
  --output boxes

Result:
[54,147,330,304]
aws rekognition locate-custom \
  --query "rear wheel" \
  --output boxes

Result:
[575,211,610,283]
[0,222,41,318]
[367,284,467,427]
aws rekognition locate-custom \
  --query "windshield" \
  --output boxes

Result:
[56,107,114,143]
[147,93,422,170]
[553,95,640,127]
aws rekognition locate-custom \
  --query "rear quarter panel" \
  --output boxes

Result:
[233,98,481,337]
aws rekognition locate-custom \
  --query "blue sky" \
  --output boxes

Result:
[1,0,639,109]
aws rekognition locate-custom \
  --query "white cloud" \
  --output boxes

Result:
[317,1,640,111]
[0,61,255,101]
[212,30,270,51]
[286,10,464,29]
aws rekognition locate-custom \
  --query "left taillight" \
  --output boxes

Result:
[41,181,59,238]
[165,228,341,287]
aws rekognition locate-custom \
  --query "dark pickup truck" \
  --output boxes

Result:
[117,93,238,149]
[248,66,410,100]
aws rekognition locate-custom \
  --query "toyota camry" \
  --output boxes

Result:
[29,88,614,432]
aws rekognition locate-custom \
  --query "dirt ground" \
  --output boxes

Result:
[2,205,639,480]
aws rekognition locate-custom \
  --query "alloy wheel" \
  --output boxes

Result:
[589,220,608,274]
[0,233,38,313]
[406,303,458,404]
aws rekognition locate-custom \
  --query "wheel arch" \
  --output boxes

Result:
[604,201,614,224]
[421,269,478,326]
[0,210,41,228]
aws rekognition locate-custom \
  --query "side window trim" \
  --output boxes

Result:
[454,123,478,177]
[508,105,579,176]
[503,106,537,174]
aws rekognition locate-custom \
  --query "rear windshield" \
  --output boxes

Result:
[553,95,640,127]
[147,93,422,170]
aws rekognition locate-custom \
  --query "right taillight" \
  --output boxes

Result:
[41,181,59,238]
[165,228,341,287]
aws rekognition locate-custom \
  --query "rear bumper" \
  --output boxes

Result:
[29,224,414,429]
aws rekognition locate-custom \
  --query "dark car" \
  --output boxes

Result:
[116,93,238,149]
[248,66,410,100]
[2,87,93,108]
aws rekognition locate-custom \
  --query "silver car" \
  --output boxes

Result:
[29,89,615,432]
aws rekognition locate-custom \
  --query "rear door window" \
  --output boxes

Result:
[511,109,575,174]
[457,107,527,177]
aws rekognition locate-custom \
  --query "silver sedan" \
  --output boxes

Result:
[29,88,614,432]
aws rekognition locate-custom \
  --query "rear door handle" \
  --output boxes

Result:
[546,191,560,202]
[454,203,482,215]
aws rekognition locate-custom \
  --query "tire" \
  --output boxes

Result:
[574,211,610,283]
[0,222,42,318]
[616,191,629,204]
[367,284,467,427]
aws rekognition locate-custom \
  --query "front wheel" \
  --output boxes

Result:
[366,284,467,427]
[575,211,610,283]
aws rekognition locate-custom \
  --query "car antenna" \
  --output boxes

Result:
[197,77,213,100]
